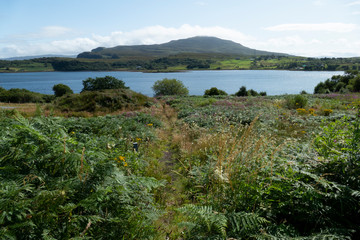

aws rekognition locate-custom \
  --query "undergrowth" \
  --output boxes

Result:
[1,94,360,239]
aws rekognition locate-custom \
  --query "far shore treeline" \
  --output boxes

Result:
[1,55,360,73]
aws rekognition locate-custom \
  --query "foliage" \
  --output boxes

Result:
[0,88,53,103]
[235,86,264,97]
[152,78,189,96]
[53,89,150,113]
[204,87,227,96]
[52,83,73,97]
[82,76,128,92]
[0,113,164,239]
[314,70,360,94]
[235,86,247,96]
[285,94,308,109]
[2,93,360,239]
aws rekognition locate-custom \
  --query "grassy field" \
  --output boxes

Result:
[0,62,54,72]
[1,92,360,239]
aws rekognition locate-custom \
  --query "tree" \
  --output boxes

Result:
[82,76,128,92]
[52,84,73,97]
[235,86,247,97]
[247,89,259,96]
[204,87,227,96]
[152,78,189,96]
[354,76,360,92]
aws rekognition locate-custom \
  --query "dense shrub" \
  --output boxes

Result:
[204,87,227,96]
[235,86,265,97]
[82,76,128,92]
[0,88,53,103]
[52,83,73,97]
[0,114,163,239]
[314,70,360,94]
[285,94,308,109]
[235,86,247,96]
[54,89,150,113]
[152,78,189,96]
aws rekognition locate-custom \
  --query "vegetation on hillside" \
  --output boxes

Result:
[1,55,359,73]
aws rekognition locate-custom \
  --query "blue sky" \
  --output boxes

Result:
[1,0,360,58]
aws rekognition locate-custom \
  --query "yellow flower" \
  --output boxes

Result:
[124,162,128,167]
[118,156,125,161]
[296,108,307,115]
[136,137,142,142]
[323,109,333,116]
[147,123,153,127]
[71,131,75,134]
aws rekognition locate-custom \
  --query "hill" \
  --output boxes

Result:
[77,36,289,59]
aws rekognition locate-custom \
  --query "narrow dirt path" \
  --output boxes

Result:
[153,102,186,238]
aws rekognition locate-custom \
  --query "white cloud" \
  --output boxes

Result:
[0,24,255,58]
[1,24,360,58]
[265,23,358,33]
[91,24,255,47]
[38,26,74,38]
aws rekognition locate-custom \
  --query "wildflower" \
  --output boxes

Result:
[124,162,128,167]
[71,131,75,134]
[301,131,306,134]
[296,108,307,115]
[107,142,115,149]
[136,137,142,142]
[118,156,125,161]
[147,123,153,127]
[323,109,333,116]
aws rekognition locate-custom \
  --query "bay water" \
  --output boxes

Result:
[0,70,342,96]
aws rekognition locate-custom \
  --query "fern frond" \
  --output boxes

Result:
[228,211,269,237]
[178,204,227,237]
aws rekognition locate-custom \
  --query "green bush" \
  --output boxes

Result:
[204,87,227,96]
[314,70,360,94]
[152,78,189,96]
[52,83,73,97]
[54,89,150,113]
[285,94,308,109]
[82,76,128,92]
[0,88,53,103]
[235,86,247,96]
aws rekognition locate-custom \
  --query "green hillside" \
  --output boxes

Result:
[77,36,289,59]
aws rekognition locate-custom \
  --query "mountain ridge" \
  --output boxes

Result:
[77,36,289,59]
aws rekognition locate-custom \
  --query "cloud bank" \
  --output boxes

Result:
[0,24,255,58]
[0,24,359,58]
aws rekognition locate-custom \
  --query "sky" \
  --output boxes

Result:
[1,0,360,58]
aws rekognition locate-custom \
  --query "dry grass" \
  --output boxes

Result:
[0,102,42,116]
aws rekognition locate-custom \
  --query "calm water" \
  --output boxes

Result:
[0,70,343,96]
